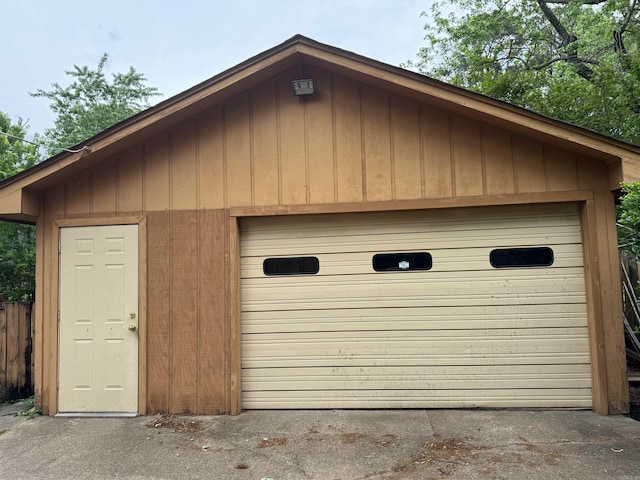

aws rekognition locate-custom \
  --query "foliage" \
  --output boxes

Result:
[0,112,40,180]
[406,0,640,144]
[617,182,640,255]
[0,222,36,301]
[0,112,40,301]
[31,53,160,155]
[17,396,41,419]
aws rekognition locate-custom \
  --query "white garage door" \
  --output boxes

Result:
[240,203,591,409]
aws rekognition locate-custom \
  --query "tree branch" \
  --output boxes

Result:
[620,0,638,34]
[543,1,606,4]
[536,0,593,79]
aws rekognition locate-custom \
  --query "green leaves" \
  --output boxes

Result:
[0,222,36,302]
[618,182,640,256]
[0,112,40,181]
[408,0,640,144]
[30,53,160,156]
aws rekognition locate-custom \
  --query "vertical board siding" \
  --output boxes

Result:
[225,96,252,207]
[146,210,228,414]
[252,83,280,207]
[392,97,422,200]
[171,121,198,211]
[144,134,171,211]
[66,170,93,216]
[93,157,118,214]
[363,88,392,201]
[279,76,308,205]
[514,137,546,193]
[170,211,198,413]
[482,127,515,195]
[146,212,171,412]
[545,147,578,192]
[118,146,144,213]
[333,77,364,203]
[197,209,227,413]
[305,70,335,204]
[47,68,590,217]
[451,117,484,197]
[421,106,453,198]
[198,108,225,209]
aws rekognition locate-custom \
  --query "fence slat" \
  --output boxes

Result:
[6,304,21,398]
[0,302,33,401]
[0,305,6,399]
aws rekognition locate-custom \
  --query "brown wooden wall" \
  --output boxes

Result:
[33,64,628,415]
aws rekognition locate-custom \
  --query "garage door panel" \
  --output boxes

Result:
[243,267,587,290]
[241,244,584,277]
[243,337,590,359]
[241,228,582,257]
[244,326,589,341]
[244,376,591,392]
[241,204,591,409]
[244,364,592,379]
[244,353,592,369]
[243,294,587,312]
[242,274,587,310]
[241,204,580,240]
[243,304,588,333]
[242,389,593,409]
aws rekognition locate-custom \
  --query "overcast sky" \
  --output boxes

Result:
[0,0,428,136]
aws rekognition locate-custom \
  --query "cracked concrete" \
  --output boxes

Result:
[0,408,638,479]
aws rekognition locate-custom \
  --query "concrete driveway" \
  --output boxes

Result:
[1,407,639,479]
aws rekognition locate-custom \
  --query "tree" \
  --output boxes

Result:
[0,112,40,179]
[31,53,160,156]
[0,112,41,301]
[618,182,640,255]
[406,0,640,144]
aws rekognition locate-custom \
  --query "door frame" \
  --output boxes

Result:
[52,216,147,415]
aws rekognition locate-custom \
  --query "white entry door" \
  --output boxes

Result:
[59,225,139,414]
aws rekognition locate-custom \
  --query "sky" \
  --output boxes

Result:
[0,0,428,136]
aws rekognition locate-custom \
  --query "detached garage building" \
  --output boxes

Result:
[0,36,638,416]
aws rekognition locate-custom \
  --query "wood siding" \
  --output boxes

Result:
[51,67,586,217]
[34,64,627,415]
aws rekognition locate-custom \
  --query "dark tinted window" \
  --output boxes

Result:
[490,247,554,268]
[263,257,320,276]
[373,252,433,272]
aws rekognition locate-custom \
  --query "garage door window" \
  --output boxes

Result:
[263,256,320,276]
[373,252,433,272]
[490,247,554,268]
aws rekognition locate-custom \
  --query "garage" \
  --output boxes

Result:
[2,36,637,416]
[241,203,591,409]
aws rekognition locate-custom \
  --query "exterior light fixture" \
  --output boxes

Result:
[292,79,314,96]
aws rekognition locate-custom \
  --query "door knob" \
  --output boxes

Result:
[128,324,137,332]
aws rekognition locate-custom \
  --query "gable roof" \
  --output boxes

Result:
[2,34,640,223]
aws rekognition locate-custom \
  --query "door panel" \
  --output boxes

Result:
[59,225,138,413]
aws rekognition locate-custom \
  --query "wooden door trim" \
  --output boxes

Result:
[229,190,594,218]
[53,215,147,415]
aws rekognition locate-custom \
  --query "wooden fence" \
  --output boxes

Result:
[0,302,33,401]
